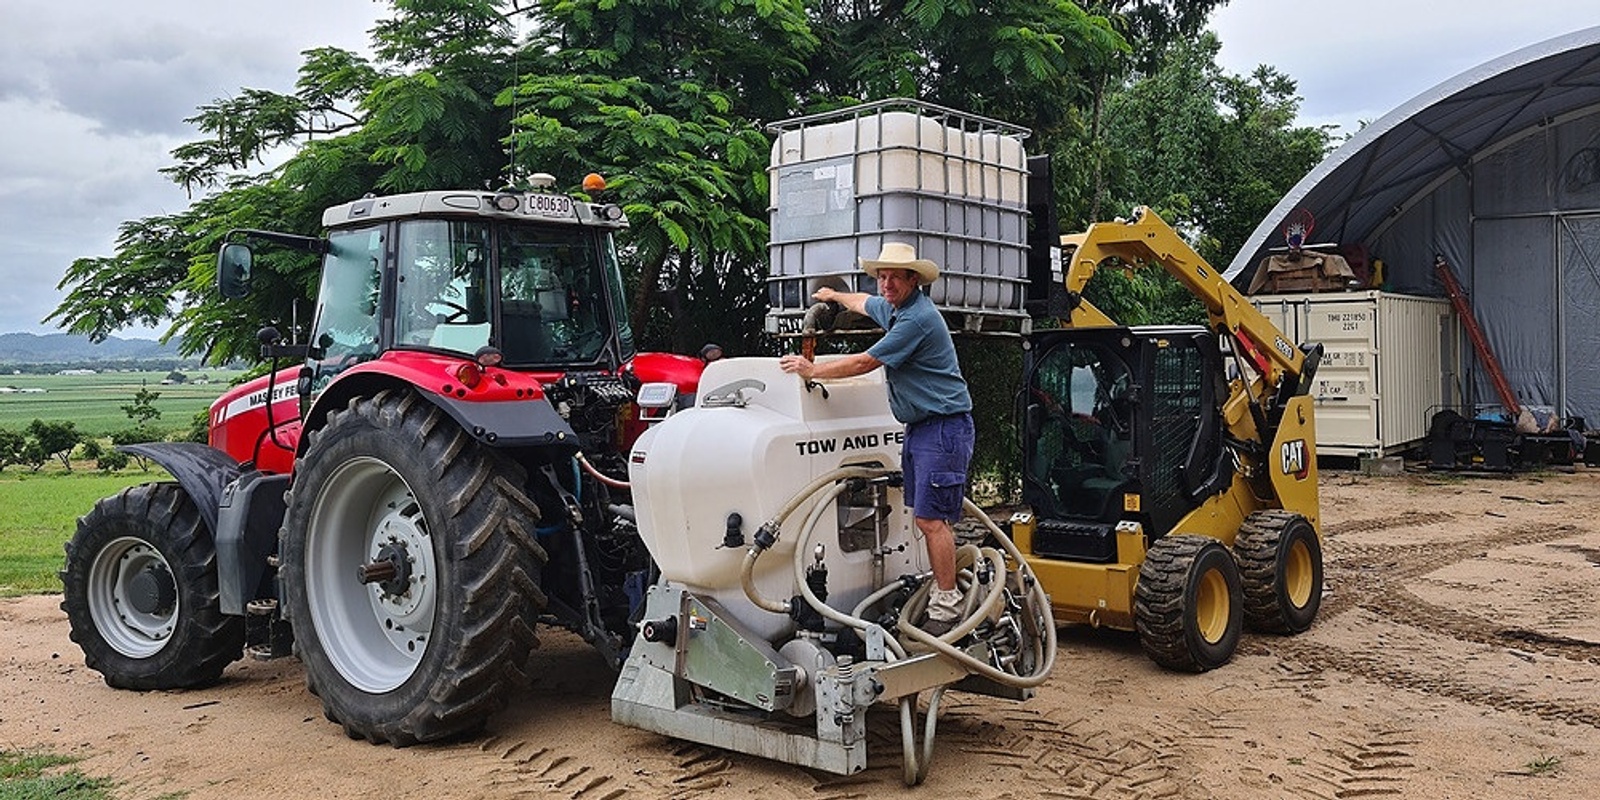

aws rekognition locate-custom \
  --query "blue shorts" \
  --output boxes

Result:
[901,412,974,522]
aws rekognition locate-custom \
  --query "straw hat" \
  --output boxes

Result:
[859,242,939,284]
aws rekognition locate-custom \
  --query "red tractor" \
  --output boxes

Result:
[59,178,708,744]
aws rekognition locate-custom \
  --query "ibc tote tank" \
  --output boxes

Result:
[765,99,1033,335]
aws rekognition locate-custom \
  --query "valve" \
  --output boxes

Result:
[641,616,678,644]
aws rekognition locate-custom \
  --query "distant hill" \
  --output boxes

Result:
[0,332,188,365]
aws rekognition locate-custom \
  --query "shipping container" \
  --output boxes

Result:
[1252,291,1459,457]
[765,99,1031,334]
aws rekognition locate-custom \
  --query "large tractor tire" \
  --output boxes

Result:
[1134,534,1242,672]
[280,389,548,745]
[1235,510,1323,634]
[60,482,244,689]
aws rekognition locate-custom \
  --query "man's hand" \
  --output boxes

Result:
[778,354,815,379]
[812,286,839,304]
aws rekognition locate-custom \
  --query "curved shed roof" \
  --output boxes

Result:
[1225,25,1600,282]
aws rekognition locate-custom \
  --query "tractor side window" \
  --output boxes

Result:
[396,220,491,354]
[498,226,608,364]
[308,226,383,388]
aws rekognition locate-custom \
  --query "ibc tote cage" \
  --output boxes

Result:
[765,98,1035,337]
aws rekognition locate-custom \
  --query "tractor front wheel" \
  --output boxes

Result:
[1134,534,1242,672]
[1236,511,1323,634]
[60,483,244,689]
[280,390,548,745]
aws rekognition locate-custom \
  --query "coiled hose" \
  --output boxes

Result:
[739,465,1058,785]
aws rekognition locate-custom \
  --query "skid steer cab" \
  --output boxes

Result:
[60,179,714,746]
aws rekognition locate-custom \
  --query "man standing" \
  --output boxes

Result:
[778,242,974,635]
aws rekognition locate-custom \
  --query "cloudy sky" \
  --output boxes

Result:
[1,0,1596,338]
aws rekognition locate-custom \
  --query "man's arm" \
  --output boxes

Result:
[814,287,869,316]
[778,351,882,380]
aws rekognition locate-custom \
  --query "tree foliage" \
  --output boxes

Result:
[122,387,164,424]
[26,419,83,472]
[0,428,23,473]
[47,0,1332,490]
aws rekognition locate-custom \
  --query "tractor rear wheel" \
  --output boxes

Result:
[1134,534,1242,672]
[60,482,244,689]
[280,389,548,745]
[1236,511,1323,633]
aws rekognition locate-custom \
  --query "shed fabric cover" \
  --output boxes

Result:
[1226,27,1600,426]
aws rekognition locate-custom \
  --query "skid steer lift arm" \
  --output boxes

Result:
[1058,206,1321,415]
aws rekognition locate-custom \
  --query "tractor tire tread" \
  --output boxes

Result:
[60,482,244,690]
[281,389,548,746]
[1134,534,1241,673]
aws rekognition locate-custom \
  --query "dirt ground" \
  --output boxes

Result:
[5,468,1600,799]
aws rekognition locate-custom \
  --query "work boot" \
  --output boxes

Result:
[923,587,964,637]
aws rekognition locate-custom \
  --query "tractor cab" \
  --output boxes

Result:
[256,188,637,395]
[211,185,695,476]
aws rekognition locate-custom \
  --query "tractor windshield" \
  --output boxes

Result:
[387,218,626,366]
[497,225,617,365]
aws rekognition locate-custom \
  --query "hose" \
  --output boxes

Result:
[738,465,897,615]
[768,472,1058,785]
[576,451,629,489]
[893,498,1059,690]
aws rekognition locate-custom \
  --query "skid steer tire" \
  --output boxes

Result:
[60,482,244,690]
[1236,511,1323,634]
[280,389,548,746]
[1134,534,1242,672]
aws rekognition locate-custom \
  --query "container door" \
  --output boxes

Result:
[1301,298,1380,452]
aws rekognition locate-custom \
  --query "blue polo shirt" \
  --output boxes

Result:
[865,291,972,424]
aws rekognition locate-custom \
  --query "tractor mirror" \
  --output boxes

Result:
[218,243,254,299]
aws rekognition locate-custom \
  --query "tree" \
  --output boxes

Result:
[50,0,1129,361]
[111,428,158,472]
[122,387,163,424]
[51,0,521,362]
[0,428,23,473]
[27,419,83,472]
[78,438,106,461]
[97,449,131,473]
[1098,32,1331,265]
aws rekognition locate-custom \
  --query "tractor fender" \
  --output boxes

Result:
[302,367,580,453]
[115,442,287,615]
[117,442,243,538]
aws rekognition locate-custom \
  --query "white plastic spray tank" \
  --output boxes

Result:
[627,356,922,641]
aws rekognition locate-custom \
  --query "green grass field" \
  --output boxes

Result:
[0,370,246,438]
[0,471,163,597]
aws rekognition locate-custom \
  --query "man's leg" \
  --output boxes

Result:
[917,516,958,592]
[905,414,974,633]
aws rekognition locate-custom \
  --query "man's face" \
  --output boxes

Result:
[876,267,919,306]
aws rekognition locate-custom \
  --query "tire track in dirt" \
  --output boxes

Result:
[1302,727,1418,799]
[1265,517,1600,731]
[811,702,1197,798]
[473,737,621,799]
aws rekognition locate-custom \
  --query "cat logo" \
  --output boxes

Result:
[1280,439,1310,480]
